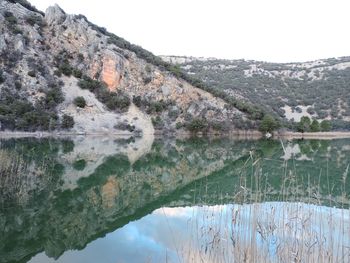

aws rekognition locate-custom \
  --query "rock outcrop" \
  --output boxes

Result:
[45,4,65,25]
[101,51,124,90]
[0,1,251,135]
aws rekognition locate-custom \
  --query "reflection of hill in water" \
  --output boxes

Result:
[172,139,350,208]
[0,137,350,262]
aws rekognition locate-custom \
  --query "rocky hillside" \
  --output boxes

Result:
[161,56,350,130]
[0,0,259,135]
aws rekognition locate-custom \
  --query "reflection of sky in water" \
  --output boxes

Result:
[30,202,350,263]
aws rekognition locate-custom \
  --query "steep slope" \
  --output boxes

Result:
[162,56,350,130]
[0,0,256,134]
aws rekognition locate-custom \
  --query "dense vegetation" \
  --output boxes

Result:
[0,82,74,131]
[173,57,350,130]
[0,44,75,131]
[259,115,280,133]
[296,117,332,133]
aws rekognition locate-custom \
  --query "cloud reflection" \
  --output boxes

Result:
[30,202,350,263]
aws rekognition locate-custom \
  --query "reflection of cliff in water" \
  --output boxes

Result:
[0,137,251,262]
[171,139,350,208]
[0,138,350,262]
[0,134,154,203]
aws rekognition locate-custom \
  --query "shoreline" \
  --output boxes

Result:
[276,131,350,140]
[1,130,350,139]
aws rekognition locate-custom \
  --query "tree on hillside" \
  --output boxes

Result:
[187,118,208,133]
[259,114,280,133]
[297,116,311,133]
[74,96,86,108]
[320,120,332,131]
[310,119,320,132]
[61,114,74,129]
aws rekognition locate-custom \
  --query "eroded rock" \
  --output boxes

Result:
[45,4,66,25]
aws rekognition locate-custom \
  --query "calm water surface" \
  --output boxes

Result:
[0,136,350,262]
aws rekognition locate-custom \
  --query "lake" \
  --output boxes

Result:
[0,136,349,263]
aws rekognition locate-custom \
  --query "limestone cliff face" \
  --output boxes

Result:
[0,1,249,134]
[101,52,124,91]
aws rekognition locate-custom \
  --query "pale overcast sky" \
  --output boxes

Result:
[29,0,350,63]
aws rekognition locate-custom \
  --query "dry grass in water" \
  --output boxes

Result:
[167,150,350,263]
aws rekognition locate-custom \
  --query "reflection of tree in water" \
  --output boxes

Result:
[0,138,349,262]
[177,139,350,208]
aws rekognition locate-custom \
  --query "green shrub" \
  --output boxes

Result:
[144,100,172,114]
[74,96,86,108]
[11,26,22,34]
[132,95,142,107]
[310,120,320,132]
[77,53,84,62]
[73,159,86,171]
[187,118,208,133]
[73,68,82,78]
[78,76,105,91]
[14,81,21,90]
[259,114,279,133]
[20,111,50,130]
[25,15,37,26]
[210,121,228,132]
[4,11,23,34]
[0,104,11,115]
[78,76,130,111]
[62,140,74,153]
[101,92,130,111]
[114,122,135,132]
[12,101,33,115]
[169,65,182,78]
[143,76,152,85]
[168,109,179,120]
[61,114,74,129]
[44,88,64,108]
[151,116,163,129]
[25,14,46,27]
[28,70,36,77]
[59,62,73,76]
[4,11,17,24]
[0,70,4,84]
[320,120,332,131]
[297,116,311,133]
[175,122,183,129]
[54,69,62,77]
[0,87,61,131]
[145,65,152,73]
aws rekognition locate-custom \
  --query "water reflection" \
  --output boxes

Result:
[30,203,350,263]
[0,137,350,262]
